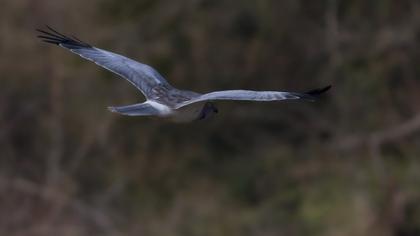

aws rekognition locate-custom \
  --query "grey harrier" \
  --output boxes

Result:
[37,26,330,122]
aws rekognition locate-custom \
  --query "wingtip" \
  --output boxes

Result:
[41,39,60,45]
[323,85,332,92]
[36,26,92,48]
[305,85,332,96]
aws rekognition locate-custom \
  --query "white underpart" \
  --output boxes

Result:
[146,100,172,116]
[146,100,204,122]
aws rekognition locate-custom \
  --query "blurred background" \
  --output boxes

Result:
[1,0,420,235]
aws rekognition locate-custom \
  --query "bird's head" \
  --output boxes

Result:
[198,102,218,120]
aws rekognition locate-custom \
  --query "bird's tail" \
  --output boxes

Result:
[108,102,160,116]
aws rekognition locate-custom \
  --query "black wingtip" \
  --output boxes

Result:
[305,85,332,96]
[36,25,92,48]
[41,39,60,45]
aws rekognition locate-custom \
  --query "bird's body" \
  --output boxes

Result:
[37,26,330,122]
[170,102,207,122]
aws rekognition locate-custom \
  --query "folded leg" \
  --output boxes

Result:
[108,102,160,116]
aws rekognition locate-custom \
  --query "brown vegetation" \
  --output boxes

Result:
[1,0,420,235]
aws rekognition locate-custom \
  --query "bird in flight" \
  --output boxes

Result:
[37,26,331,122]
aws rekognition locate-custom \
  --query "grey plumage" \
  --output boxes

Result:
[37,27,172,99]
[108,102,160,116]
[175,90,311,109]
[37,26,330,122]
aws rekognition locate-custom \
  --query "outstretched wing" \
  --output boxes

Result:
[37,26,172,98]
[175,85,331,109]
